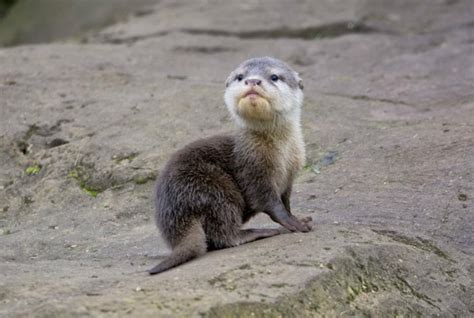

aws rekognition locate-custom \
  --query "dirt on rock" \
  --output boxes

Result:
[0,0,473,317]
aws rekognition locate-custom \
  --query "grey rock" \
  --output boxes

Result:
[0,0,158,46]
[0,0,473,317]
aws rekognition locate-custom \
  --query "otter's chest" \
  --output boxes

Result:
[267,138,305,194]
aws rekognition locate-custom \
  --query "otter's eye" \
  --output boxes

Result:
[270,74,279,82]
[236,74,244,81]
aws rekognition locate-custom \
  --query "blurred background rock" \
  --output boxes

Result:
[0,0,157,46]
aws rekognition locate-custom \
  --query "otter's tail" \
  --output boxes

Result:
[149,222,207,275]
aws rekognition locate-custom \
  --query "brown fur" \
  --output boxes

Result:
[149,132,310,275]
[149,57,310,275]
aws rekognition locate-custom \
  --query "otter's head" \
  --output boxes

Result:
[224,57,303,128]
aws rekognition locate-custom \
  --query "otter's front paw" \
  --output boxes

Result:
[298,216,313,231]
[292,215,312,232]
[279,215,312,233]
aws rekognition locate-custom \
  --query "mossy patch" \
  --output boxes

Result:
[205,251,440,317]
[25,164,41,175]
[68,164,105,198]
[83,188,99,198]
[68,158,157,197]
[133,174,156,185]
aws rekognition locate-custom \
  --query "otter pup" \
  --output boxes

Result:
[149,57,311,275]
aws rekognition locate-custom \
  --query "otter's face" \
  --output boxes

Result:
[224,57,303,126]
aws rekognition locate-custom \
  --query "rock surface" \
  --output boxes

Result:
[0,0,158,46]
[0,0,473,316]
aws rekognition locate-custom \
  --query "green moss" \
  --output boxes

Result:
[83,187,99,198]
[68,159,157,197]
[68,166,103,198]
[133,174,155,185]
[25,164,41,175]
[68,169,79,179]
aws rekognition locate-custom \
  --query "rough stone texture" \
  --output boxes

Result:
[0,0,473,317]
[0,0,158,46]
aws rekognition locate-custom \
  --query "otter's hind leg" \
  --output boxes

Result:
[149,222,206,275]
[235,228,282,245]
[233,217,314,246]
[208,228,282,250]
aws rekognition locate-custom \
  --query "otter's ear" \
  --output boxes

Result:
[298,79,304,90]
[225,72,234,88]
[294,72,304,90]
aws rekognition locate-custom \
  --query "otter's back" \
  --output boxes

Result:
[154,135,241,245]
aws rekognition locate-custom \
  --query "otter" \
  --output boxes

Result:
[149,57,311,275]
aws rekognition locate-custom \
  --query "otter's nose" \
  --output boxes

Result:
[245,78,262,86]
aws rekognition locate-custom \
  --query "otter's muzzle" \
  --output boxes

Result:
[245,78,262,86]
